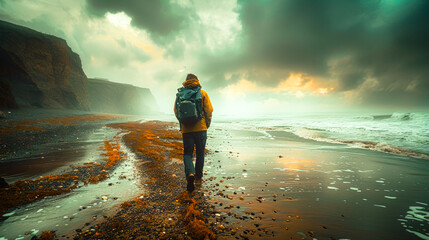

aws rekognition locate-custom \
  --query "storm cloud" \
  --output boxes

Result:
[1,0,428,112]
[249,1,428,105]
[83,0,429,108]
[197,0,429,107]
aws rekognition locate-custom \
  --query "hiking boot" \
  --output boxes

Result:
[187,174,195,192]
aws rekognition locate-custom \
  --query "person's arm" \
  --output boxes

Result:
[203,91,213,128]
[174,98,182,131]
[174,98,178,119]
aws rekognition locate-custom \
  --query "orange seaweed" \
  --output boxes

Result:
[102,138,125,169]
[0,125,47,135]
[78,121,215,239]
[39,231,55,240]
[121,201,131,208]
[84,173,108,185]
[135,198,149,208]
[177,191,216,240]
[0,174,78,217]
[38,114,124,126]
[2,114,125,135]
[107,121,205,165]
[0,135,124,217]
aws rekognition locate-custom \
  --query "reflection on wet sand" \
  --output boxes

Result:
[203,126,429,239]
[1,119,429,239]
[0,120,138,239]
[275,156,316,172]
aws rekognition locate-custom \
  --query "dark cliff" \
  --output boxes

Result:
[0,20,89,110]
[88,78,157,115]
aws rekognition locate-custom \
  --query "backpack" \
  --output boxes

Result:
[175,86,203,125]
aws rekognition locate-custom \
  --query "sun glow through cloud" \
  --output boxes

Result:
[106,12,131,28]
[221,73,333,98]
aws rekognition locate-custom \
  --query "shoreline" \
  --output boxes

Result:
[203,127,429,239]
[1,116,428,239]
[0,113,138,239]
[0,131,126,218]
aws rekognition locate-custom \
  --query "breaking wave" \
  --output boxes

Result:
[219,112,429,160]
[338,139,429,160]
[294,112,429,159]
[293,127,429,160]
[355,112,416,121]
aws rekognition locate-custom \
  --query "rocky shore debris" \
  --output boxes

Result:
[0,177,9,188]
[10,119,322,239]
[72,121,217,239]
[34,231,56,240]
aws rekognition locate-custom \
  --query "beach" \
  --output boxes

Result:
[204,126,429,239]
[2,1,429,239]
[1,111,428,239]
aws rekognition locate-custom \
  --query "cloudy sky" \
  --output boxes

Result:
[1,0,428,115]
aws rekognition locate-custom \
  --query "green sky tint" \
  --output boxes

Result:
[1,0,428,115]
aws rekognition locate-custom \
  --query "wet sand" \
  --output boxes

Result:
[0,144,141,239]
[0,126,119,183]
[69,121,429,239]
[0,109,132,182]
[1,115,429,239]
[204,126,429,239]
[0,110,140,239]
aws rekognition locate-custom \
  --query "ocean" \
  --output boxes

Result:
[215,112,429,160]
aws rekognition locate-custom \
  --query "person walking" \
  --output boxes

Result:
[174,73,213,193]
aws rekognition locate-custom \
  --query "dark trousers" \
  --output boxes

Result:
[182,131,207,179]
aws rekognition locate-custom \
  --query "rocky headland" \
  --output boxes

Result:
[0,20,156,115]
[0,20,89,110]
[88,78,157,115]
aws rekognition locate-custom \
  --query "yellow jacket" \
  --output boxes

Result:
[174,78,213,133]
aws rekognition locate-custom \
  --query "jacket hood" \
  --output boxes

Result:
[182,78,201,88]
